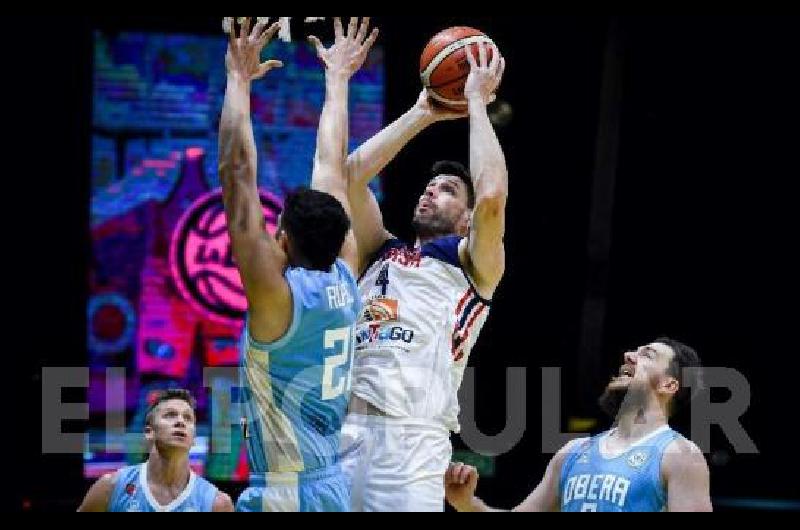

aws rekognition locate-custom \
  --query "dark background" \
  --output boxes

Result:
[6,15,799,512]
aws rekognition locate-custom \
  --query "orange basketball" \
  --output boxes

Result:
[420,27,497,108]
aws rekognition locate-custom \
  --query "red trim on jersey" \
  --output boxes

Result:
[456,290,473,315]
[453,302,488,362]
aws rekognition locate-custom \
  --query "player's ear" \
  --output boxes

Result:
[457,210,471,237]
[276,230,290,254]
[144,424,155,444]
[660,376,680,398]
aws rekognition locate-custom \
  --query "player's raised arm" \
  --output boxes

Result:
[309,17,380,275]
[219,18,292,342]
[460,41,508,301]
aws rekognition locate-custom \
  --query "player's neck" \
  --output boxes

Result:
[416,228,466,248]
[613,401,669,442]
[415,234,446,247]
[291,255,316,271]
[147,450,191,489]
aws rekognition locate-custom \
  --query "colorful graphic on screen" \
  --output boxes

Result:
[87,30,384,482]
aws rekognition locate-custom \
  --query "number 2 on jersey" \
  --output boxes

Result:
[322,327,352,401]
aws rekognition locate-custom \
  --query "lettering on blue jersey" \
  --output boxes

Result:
[122,482,141,512]
[561,430,678,512]
[327,283,353,310]
[600,475,617,501]
[564,475,631,509]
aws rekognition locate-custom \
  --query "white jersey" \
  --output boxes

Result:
[351,236,491,433]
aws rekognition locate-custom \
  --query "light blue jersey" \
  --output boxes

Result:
[560,426,682,513]
[237,259,361,512]
[107,464,219,513]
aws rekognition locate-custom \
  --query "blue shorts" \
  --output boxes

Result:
[236,465,350,513]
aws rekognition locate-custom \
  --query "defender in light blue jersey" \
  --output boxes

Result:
[445,338,714,513]
[236,258,361,512]
[78,390,234,513]
[218,17,378,512]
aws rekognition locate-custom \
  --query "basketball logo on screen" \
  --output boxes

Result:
[170,189,283,325]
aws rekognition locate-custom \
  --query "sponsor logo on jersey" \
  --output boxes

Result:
[356,324,415,346]
[362,297,399,323]
[628,450,649,470]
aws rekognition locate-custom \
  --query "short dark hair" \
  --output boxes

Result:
[657,337,705,416]
[281,188,351,272]
[431,161,475,209]
[145,389,197,428]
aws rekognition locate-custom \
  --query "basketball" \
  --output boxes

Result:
[420,27,497,108]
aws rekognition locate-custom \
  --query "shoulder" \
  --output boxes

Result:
[78,471,121,512]
[422,236,464,268]
[103,470,121,485]
[554,437,591,467]
[662,438,709,479]
[97,469,126,494]
[212,492,235,513]
[664,437,705,459]
[362,238,408,269]
[334,258,359,284]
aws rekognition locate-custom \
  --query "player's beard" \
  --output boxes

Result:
[413,211,457,241]
[598,384,649,423]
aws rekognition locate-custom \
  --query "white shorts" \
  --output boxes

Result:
[340,414,453,513]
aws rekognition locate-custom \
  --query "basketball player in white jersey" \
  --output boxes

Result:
[322,41,508,511]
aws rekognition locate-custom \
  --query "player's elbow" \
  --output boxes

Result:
[345,162,368,190]
[474,192,508,222]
